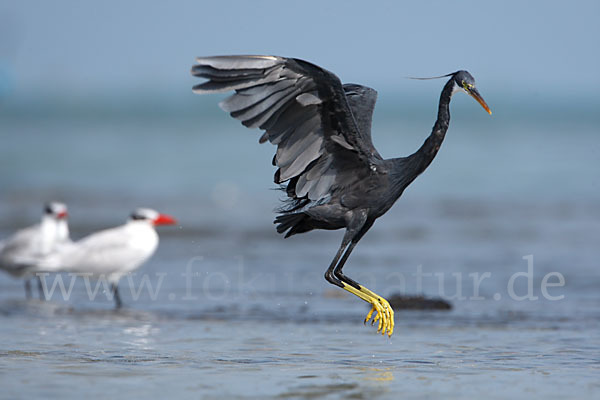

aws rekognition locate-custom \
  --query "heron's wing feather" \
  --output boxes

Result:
[342,83,381,159]
[192,55,383,202]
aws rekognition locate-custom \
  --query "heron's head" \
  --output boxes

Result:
[129,208,177,226]
[45,202,68,219]
[451,70,492,115]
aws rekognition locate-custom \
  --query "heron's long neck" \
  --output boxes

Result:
[393,79,455,188]
[387,79,455,197]
[413,79,454,170]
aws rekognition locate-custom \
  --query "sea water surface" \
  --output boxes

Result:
[0,92,599,398]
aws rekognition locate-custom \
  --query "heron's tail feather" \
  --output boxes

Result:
[274,213,314,238]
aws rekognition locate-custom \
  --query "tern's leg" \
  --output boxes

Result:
[111,283,123,309]
[24,280,32,299]
[37,276,45,300]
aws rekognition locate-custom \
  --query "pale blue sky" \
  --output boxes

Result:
[0,0,599,98]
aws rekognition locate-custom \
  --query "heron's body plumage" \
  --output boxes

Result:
[192,55,491,336]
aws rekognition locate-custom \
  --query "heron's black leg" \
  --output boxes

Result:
[333,241,361,289]
[24,280,32,299]
[37,275,45,300]
[324,230,354,289]
[328,217,394,336]
[111,283,122,309]
[333,220,374,289]
[324,211,370,287]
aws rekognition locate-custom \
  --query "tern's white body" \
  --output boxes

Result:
[0,216,70,278]
[53,219,159,284]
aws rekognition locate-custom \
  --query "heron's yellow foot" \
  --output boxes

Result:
[341,283,395,337]
[363,293,395,337]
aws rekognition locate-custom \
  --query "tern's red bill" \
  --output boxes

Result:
[153,214,177,226]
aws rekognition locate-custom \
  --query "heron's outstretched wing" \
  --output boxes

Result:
[342,83,381,160]
[192,55,384,202]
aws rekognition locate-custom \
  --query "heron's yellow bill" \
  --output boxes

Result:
[469,88,492,115]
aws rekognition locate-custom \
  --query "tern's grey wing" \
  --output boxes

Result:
[0,225,40,273]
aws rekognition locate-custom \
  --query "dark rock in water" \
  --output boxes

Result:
[388,294,452,310]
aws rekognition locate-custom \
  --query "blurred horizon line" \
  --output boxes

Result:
[1,87,598,122]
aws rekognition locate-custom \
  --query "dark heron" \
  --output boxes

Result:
[191,55,491,336]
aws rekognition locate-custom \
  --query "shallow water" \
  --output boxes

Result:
[1,99,599,398]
